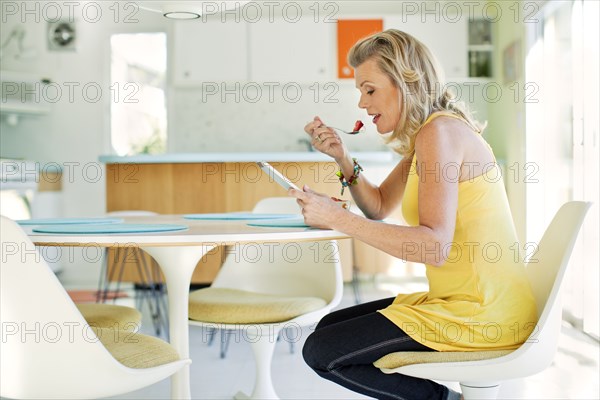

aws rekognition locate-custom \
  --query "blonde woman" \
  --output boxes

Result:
[291,29,536,400]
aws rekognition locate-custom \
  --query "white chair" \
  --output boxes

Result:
[188,197,344,399]
[374,201,592,400]
[206,198,302,358]
[0,216,190,399]
[0,194,143,334]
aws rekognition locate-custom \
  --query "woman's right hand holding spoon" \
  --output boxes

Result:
[304,116,349,162]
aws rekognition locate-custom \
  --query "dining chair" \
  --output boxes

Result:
[205,197,303,358]
[0,194,144,334]
[188,197,344,399]
[0,216,190,399]
[374,201,591,400]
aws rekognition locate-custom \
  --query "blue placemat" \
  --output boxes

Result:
[247,217,310,228]
[17,217,123,226]
[183,213,300,220]
[32,223,188,234]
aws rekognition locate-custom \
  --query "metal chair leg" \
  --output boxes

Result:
[351,265,362,304]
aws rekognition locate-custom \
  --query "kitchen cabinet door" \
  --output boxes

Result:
[249,18,334,82]
[171,20,249,85]
[384,16,468,79]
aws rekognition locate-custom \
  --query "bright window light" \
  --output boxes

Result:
[110,33,167,156]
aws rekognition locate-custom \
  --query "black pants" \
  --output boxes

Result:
[302,297,455,400]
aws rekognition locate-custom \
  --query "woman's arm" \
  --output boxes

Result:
[305,116,413,220]
[293,121,463,266]
[337,153,413,220]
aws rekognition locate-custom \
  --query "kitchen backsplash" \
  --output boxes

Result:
[168,82,389,153]
[168,80,489,153]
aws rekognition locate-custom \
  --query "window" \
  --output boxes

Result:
[526,0,599,338]
[110,33,167,155]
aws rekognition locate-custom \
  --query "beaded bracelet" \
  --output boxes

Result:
[335,158,363,195]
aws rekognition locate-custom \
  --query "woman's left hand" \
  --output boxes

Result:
[289,186,346,229]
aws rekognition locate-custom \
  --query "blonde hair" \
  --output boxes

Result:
[348,29,485,156]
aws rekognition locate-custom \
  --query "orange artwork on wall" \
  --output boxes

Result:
[337,19,383,79]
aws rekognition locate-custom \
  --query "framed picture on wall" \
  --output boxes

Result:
[337,19,383,79]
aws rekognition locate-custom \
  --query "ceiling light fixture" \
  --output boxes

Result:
[138,1,250,19]
[163,11,200,20]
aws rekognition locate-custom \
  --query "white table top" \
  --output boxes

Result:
[26,215,348,247]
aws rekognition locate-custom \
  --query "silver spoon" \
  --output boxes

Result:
[321,125,364,135]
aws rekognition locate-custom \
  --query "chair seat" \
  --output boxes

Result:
[77,303,142,332]
[92,327,180,369]
[188,287,327,324]
[374,349,514,369]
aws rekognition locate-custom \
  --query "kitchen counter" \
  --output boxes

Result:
[99,151,397,164]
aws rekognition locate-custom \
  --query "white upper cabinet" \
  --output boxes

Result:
[171,20,249,85]
[384,16,468,79]
[248,18,334,82]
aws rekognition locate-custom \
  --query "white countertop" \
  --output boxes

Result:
[99,152,397,164]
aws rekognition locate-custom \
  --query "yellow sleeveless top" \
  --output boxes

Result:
[378,112,537,351]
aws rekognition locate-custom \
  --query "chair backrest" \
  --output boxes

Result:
[212,197,342,306]
[0,216,127,396]
[106,210,159,217]
[252,197,301,214]
[509,202,590,372]
[526,201,590,321]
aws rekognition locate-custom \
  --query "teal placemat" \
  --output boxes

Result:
[247,217,310,228]
[32,223,188,234]
[184,213,300,220]
[17,217,123,225]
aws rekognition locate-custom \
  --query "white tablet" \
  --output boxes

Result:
[257,162,300,191]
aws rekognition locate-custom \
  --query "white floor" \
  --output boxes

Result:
[59,268,599,400]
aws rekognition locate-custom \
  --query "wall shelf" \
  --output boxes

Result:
[0,70,51,126]
[468,19,493,78]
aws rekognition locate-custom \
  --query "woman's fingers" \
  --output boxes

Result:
[312,126,337,143]
[304,116,325,135]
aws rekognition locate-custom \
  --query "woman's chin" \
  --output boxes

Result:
[376,126,393,135]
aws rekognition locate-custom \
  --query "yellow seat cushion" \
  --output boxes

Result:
[374,350,513,369]
[188,287,327,324]
[92,327,180,369]
[77,303,142,332]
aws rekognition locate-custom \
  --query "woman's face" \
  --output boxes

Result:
[355,58,402,134]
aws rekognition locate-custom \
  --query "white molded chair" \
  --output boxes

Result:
[189,197,344,399]
[0,216,190,399]
[374,201,591,400]
[0,194,143,334]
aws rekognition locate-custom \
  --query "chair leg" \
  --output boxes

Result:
[351,265,362,304]
[234,327,280,400]
[459,382,500,400]
[220,329,232,359]
[207,327,217,346]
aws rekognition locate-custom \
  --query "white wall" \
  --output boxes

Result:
[0,1,167,217]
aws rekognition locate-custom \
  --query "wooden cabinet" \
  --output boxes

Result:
[249,19,333,82]
[171,20,249,85]
[384,16,468,78]
[105,161,354,283]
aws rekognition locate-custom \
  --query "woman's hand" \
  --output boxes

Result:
[289,185,347,229]
[304,116,347,162]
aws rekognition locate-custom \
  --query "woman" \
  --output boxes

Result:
[290,29,537,400]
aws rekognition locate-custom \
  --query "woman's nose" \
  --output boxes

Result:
[358,95,368,109]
